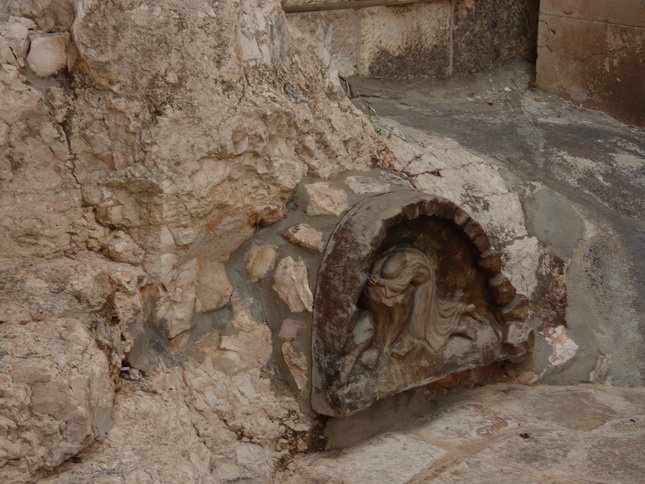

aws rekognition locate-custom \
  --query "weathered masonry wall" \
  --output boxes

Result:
[536,0,645,127]
[283,0,539,80]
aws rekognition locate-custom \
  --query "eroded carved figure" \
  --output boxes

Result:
[339,247,482,385]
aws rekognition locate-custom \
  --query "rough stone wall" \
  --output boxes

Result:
[0,0,389,481]
[286,0,538,79]
[0,0,637,482]
[536,0,645,127]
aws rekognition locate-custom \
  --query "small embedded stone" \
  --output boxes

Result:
[278,318,308,340]
[281,341,307,391]
[27,33,70,77]
[544,325,579,368]
[305,182,349,216]
[344,175,390,194]
[101,231,145,264]
[246,243,277,282]
[283,223,324,252]
[504,321,533,346]
[503,322,534,362]
[195,259,233,312]
[272,256,313,313]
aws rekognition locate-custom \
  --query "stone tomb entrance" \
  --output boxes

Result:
[312,191,533,417]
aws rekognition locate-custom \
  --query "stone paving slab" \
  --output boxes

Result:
[280,384,645,483]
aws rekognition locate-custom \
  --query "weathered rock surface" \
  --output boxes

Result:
[0,0,387,481]
[0,22,29,67]
[0,256,145,483]
[0,318,114,483]
[282,340,308,391]
[1,0,642,482]
[32,302,311,484]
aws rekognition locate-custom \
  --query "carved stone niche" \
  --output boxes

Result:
[311,191,533,417]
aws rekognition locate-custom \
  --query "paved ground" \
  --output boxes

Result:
[281,384,645,483]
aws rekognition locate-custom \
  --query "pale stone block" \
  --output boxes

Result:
[503,236,540,298]
[544,325,579,368]
[344,175,390,194]
[283,223,324,252]
[165,258,197,338]
[246,243,277,282]
[272,256,313,313]
[281,341,307,391]
[27,33,70,77]
[305,181,348,216]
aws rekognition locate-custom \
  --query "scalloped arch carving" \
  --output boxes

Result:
[311,191,532,416]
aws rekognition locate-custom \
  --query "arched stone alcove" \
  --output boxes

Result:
[312,191,533,416]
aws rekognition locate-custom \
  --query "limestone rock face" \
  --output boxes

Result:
[0,256,147,483]
[6,0,75,32]
[64,0,388,340]
[0,64,91,260]
[0,318,114,484]
[33,303,311,484]
[0,1,388,481]
[0,22,29,67]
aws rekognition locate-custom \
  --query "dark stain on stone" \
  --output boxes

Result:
[369,41,450,81]
[453,0,538,73]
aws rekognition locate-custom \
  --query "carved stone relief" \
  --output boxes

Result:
[311,191,533,417]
